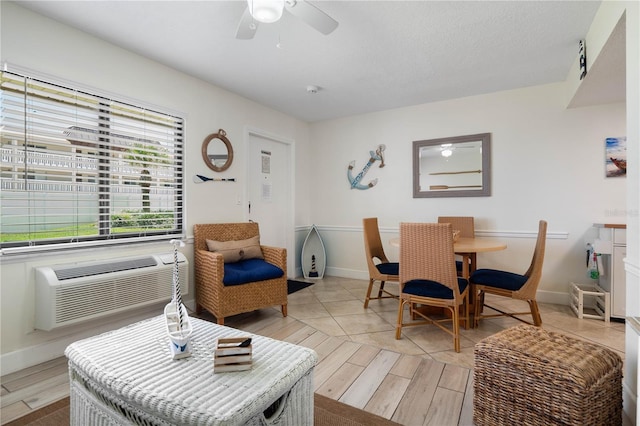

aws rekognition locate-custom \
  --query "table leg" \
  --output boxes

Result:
[460,254,471,279]
[458,253,477,328]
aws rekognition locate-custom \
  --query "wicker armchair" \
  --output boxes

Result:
[194,222,287,325]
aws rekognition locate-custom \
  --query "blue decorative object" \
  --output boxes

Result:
[223,258,284,286]
[347,145,386,190]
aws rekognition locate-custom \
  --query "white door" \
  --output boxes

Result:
[246,129,294,277]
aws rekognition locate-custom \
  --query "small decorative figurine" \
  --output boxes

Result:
[165,239,192,359]
[579,39,587,80]
[347,144,386,190]
[309,255,319,278]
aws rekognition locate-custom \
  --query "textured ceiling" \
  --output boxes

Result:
[13,1,621,122]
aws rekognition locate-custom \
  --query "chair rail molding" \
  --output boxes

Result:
[475,230,568,240]
[297,225,568,240]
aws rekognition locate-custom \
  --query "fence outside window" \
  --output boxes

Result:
[1,70,185,252]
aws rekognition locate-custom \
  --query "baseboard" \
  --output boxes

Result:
[535,289,570,305]
[325,267,368,281]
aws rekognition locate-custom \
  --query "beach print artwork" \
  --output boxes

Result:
[605,137,626,178]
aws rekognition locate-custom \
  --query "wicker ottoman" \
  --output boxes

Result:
[474,325,622,426]
[65,316,317,426]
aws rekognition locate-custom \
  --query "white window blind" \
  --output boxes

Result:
[1,70,184,252]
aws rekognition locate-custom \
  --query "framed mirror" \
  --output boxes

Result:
[202,129,233,172]
[413,133,491,198]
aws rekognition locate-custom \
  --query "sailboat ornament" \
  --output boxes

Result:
[165,239,193,359]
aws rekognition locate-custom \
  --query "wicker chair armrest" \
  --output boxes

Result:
[195,248,225,285]
[261,245,287,271]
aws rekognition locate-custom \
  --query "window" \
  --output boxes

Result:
[1,70,184,253]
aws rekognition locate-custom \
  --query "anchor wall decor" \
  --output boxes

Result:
[347,144,386,190]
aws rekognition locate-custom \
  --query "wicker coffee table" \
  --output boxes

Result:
[65,316,317,426]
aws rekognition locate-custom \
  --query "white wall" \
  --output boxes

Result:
[0,2,312,374]
[567,2,639,421]
[307,4,638,419]
[621,1,640,422]
[308,85,626,300]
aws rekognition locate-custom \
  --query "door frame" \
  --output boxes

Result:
[243,126,295,277]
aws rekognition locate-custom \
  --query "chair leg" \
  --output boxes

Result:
[217,317,224,325]
[395,300,405,339]
[528,299,542,326]
[196,303,203,315]
[377,281,386,298]
[364,278,375,308]
[451,306,460,353]
[463,293,470,330]
[281,304,288,318]
[474,288,484,328]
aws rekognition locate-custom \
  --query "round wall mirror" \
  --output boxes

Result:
[202,129,233,172]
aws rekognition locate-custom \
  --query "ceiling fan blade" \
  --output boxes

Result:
[284,0,338,35]
[236,7,259,40]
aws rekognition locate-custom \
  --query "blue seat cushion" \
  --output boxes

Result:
[223,258,284,286]
[403,277,468,299]
[470,268,528,291]
[376,262,399,276]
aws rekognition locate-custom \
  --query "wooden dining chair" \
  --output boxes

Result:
[362,217,399,308]
[395,222,470,352]
[438,216,475,275]
[470,220,547,327]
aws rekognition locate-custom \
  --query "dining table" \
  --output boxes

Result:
[389,236,507,279]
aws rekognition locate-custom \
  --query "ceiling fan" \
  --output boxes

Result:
[236,0,339,40]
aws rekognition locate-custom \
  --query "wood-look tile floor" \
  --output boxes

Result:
[1,276,628,425]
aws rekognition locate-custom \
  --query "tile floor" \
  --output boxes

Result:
[256,276,626,370]
[1,275,629,425]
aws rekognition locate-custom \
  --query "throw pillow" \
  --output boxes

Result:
[206,235,264,263]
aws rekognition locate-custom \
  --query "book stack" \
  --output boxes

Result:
[214,337,253,373]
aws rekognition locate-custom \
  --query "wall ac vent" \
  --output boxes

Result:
[35,253,188,331]
[54,257,159,280]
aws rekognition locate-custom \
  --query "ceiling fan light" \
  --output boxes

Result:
[248,0,285,24]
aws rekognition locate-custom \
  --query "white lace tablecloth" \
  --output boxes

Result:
[65,315,317,426]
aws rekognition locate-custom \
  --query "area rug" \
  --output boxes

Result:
[314,393,400,426]
[8,394,400,426]
[287,279,314,294]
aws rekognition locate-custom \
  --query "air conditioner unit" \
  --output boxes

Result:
[35,253,188,331]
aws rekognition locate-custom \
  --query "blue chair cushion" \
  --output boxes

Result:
[376,262,399,276]
[223,258,284,286]
[403,277,468,299]
[470,268,528,291]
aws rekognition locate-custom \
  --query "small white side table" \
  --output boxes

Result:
[570,281,610,323]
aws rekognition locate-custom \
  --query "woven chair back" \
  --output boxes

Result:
[437,216,475,238]
[399,222,459,298]
[363,218,391,268]
[194,222,260,252]
[516,220,547,300]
